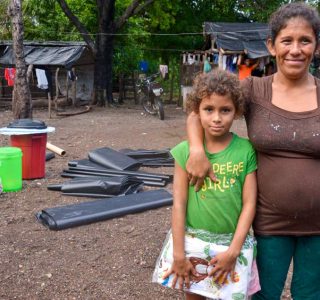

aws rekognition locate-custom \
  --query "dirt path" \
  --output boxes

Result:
[0,104,291,299]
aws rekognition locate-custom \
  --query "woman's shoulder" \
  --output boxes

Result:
[241,75,272,92]
[241,75,273,105]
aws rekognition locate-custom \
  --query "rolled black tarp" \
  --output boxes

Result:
[60,172,167,187]
[36,189,173,230]
[47,175,144,198]
[88,147,141,171]
[119,148,174,168]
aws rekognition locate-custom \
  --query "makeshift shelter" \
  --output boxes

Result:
[0,41,94,108]
[204,22,269,59]
[179,22,272,109]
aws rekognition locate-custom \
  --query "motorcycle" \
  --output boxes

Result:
[136,72,165,120]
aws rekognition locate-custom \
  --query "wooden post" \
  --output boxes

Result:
[169,71,174,103]
[71,67,77,106]
[118,73,124,103]
[178,57,182,107]
[54,67,60,111]
[133,72,138,104]
[218,51,223,69]
[48,91,52,118]
[65,70,69,102]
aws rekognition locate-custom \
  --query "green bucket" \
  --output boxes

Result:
[0,147,22,192]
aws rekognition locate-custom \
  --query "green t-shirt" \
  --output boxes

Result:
[170,133,257,234]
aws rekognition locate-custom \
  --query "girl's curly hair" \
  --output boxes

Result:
[186,69,244,116]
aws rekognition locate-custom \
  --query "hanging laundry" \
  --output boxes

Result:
[203,59,212,73]
[68,70,77,81]
[35,68,48,90]
[159,65,168,79]
[4,68,16,86]
[213,54,219,64]
[222,55,227,70]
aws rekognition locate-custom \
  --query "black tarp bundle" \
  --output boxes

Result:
[47,175,143,198]
[36,189,173,230]
[119,148,174,167]
[88,147,142,171]
[63,159,172,187]
[203,22,269,59]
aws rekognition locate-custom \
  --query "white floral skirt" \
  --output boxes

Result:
[152,228,260,300]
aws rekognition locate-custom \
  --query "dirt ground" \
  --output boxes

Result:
[0,103,292,299]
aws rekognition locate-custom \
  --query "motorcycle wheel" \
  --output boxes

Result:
[155,98,165,120]
[142,97,157,115]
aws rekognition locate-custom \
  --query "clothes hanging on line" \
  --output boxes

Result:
[35,68,48,90]
[159,65,168,79]
[4,68,16,86]
[68,70,77,81]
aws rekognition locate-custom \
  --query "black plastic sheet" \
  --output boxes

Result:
[36,189,173,230]
[47,175,143,198]
[88,147,141,171]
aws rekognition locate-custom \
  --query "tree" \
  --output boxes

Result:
[55,0,160,106]
[8,0,32,119]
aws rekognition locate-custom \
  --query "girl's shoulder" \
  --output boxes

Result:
[232,134,255,151]
[170,140,190,159]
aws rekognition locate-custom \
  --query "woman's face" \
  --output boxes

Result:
[267,17,317,80]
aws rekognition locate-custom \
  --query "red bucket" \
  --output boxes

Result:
[11,133,47,179]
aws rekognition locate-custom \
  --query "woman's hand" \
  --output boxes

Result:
[208,250,238,284]
[186,148,217,191]
[162,258,196,289]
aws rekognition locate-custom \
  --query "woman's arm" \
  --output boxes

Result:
[208,171,257,282]
[163,161,196,289]
[186,112,216,191]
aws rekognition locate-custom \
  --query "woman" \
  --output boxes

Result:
[186,3,320,299]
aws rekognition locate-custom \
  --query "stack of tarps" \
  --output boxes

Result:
[36,147,173,230]
[62,147,173,187]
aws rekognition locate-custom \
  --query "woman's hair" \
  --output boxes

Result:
[186,69,243,115]
[268,2,320,46]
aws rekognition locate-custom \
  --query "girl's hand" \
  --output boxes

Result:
[186,149,217,191]
[162,258,196,289]
[208,250,238,284]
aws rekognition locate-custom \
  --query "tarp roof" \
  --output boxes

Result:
[0,41,94,68]
[203,22,270,59]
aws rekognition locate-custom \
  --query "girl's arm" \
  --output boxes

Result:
[162,161,196,289]
[186,112,217,191]
[208,171,257,283]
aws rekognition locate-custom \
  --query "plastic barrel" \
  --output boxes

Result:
[0,147,22,192]
[11,133,47,179]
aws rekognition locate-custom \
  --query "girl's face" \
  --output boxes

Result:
[267,17,317,80]
[199,93,236,140]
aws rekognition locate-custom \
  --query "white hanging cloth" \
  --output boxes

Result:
[35,69,48,90]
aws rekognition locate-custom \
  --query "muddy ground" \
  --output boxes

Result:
[0,103,291,299]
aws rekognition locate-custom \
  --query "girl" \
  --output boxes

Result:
[153,69,260,299]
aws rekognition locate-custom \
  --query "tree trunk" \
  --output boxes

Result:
[92,34,115,106]
[8,0,32,119]
[91,0,115,107]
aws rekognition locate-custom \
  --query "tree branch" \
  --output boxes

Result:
[115,0,155,30]
[56,0,96,54]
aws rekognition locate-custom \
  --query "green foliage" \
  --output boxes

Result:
[22,0,97,41]
[0,0,11,39]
